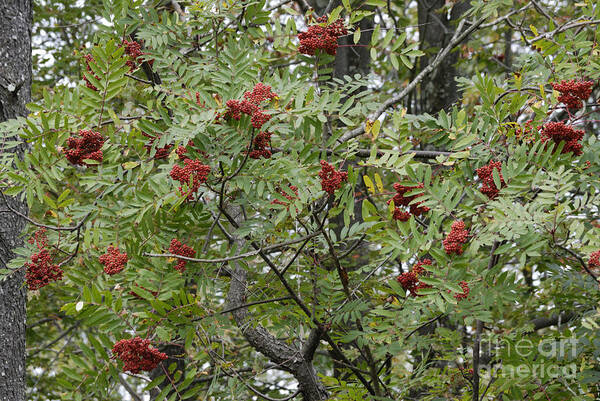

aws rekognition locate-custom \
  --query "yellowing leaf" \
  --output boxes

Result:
[374,172,384,192]
[363,175,375,194]
[122,161,140,170]
[530,25,538,36]
[365,119,373,134]
[371,119,381,140]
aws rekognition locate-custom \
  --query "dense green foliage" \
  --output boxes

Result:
[1,0,600,400]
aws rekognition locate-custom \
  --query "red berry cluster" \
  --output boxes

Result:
[589,250,600,268]
[458,366,474,377]
[249,131,272,159]
[476,160,505,199]
[388,182,429,221]
[454,281,470,301]
[129,284,159,299]
[142,132,172,160]
[169,239,195,272]
[176,145,188,160]
[122,40,143,72]
[319,160,348,195]
[298,16,348,56]
[25,229,63,291]
[396,259,432,297]
[83,54,100,91]
[443,220,469,255]
[112,337,167,374]
[243,83,278,104]
[514,119,537,144]
[271,184,299,208]
[551,79,593,110]
[99,246,128,275]
[392,209,411,222]
[225,83,277,129]
[169,159,211,200]
[540,122,585,155]
[176,141,208,161]
[65,129,105,166]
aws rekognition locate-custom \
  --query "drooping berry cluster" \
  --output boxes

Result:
[64,129,105,166]
[243,83,278,104]
[388,182,429,221]
[99,246,128,275]
[25,229,63,291]
[225,83,277,130]
[249,131,272,159]
[169,159,211,200]
[396,259,432,297]
[271,185,299,208]
[83,54,100,91]
[142,132,172,160]
[589,250,600,268]
[298,16,348,56]
[454,281,470,301]
[319,160,348,195]
[169,239,195,272]
[551,79,593,110]
[112,337,167,374]
[476,160,505,199]
[443,220,469,255]
[540,122,585,155]
[177,141,208,161]
[122,39,143,72]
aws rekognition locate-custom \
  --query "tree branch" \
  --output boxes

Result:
[338,15,486,143]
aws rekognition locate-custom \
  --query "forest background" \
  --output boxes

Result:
[1,0,600,400]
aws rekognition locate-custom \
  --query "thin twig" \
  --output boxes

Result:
[144,232,320,263]
[338,16,486,143]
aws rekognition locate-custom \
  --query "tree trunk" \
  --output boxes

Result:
[0,1,32,401]
[417,0,469,114]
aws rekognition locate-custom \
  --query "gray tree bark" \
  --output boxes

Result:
[225,203,329,401]
[417,0,469,114]
[0,1,32,401]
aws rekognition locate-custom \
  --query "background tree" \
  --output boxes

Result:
[0,1,32,401]
[3,0,600,400]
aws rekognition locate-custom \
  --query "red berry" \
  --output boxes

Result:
[99,246,128,275]
[388,182,429,220]
[112,337,167,374]
[82,54,100,90]
[298,16,348,56]
[24,229,62,290]
[443,220,469,255]
[271,184,299,208]
[540,122,585,156]
[64,130,105,166]
[319,160,348,195]
[122,39,143,71]
[168,239,195,272]
[454,281,470,301]
[551,79,593,110]
[476,160,505,199]
[169,159,211,200]
[396,259,432,297]
[590,250,600,268]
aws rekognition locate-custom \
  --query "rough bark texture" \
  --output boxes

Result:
[0,1,32,401]
[225,203,329,401]
[417,0,469,113]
